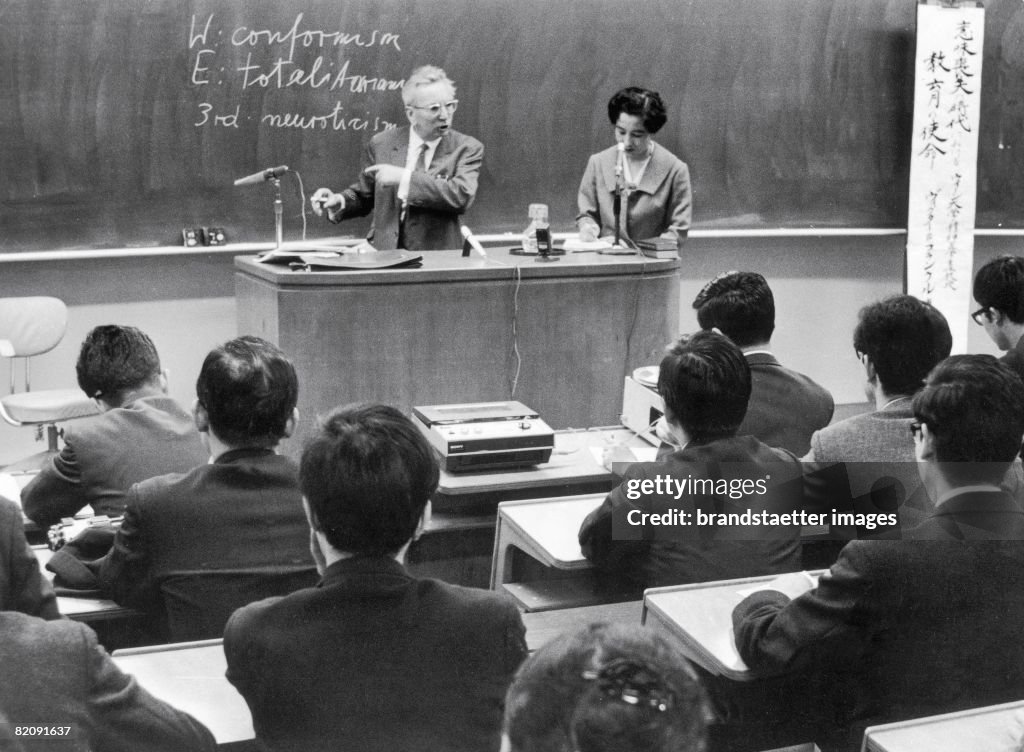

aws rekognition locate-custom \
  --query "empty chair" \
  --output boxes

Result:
[0,297,98,452]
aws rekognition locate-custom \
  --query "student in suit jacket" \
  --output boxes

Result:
[311,65,482,251]
[580,331,803,597]
[98,336,316,642]
[0,497,58,619]
[0,611,215,752]
[691,271,833,457]
[728,355,1024,752]
[22,325,206,529]
[803,295,953,530]
[225,403,527,752]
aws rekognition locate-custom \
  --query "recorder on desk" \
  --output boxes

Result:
[412,401,554,473]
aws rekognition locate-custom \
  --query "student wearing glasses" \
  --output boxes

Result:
[972,255,1024,385]
[311,65,483,251]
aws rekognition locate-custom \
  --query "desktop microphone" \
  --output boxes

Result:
[460,225,487,258]
[233,165,289,186]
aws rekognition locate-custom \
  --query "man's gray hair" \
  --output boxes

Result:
[402,65,456,105]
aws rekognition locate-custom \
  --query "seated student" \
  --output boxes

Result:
[502,622,710,752]
[0,612,215,752]
[730,355,1024,751]
[691,271,834,456]
[579,331,803,596]
[22,325,206,528]
[803,295,952,530]
[224,403,527,752]
[0,497,58,619]
[98,336,316,641]
[972,255,1024,384]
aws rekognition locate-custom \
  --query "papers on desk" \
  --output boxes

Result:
[562,238,614,252]
[588,445,659,473]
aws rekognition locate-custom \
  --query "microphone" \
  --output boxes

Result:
[234,165,289,186]
[460,225,487,258]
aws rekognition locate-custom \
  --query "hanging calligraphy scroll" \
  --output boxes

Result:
[906,0,984,353]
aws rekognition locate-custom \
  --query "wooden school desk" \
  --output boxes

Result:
[521,600,644,652]
[642,572,822,682]
[862,701,1024,752]
[410,427,657,589]
[235,249,680,455]
[490,493,611,611]
[112,639,255,750]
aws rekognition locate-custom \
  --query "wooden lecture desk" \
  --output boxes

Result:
[862,701,1024,752]
[235,249,680,455]
[112,639,255,750]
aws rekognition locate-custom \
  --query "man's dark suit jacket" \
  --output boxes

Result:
[22,395,207,528]
[224,555,528,752]
[333,125,483,250]
[1001,333,1024,387]
[98,448,317,641]
[732,491,1024,751]
[0,498,58,619]
[740,352,834,457]
[579,435,803,596]
[0,611,214,752]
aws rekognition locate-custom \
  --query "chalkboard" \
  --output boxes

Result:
[0,0,1022,252]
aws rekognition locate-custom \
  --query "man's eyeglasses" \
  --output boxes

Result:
[971,307,991,325]
[909,420,923,439]
[409,101,459,115]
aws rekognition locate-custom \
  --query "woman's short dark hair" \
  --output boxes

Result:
[195,335,298,448]
[658,330,751,443]
[607,87,668,134]
[300,403,440,557]
[504,622,709,752]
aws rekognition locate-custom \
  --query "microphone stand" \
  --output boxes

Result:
[271,177,283,250]
[613,150,624,250]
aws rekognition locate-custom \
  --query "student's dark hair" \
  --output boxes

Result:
[607,87,668,134]
[973,255,1024,324]
[692,271,775,348]
[195,336,298,448]
[852,295,952,396]
[504,622,709,752]
[76,325,161,405]
[913,355,1024,485]
[300,403,439,557]
[658,330,751,443]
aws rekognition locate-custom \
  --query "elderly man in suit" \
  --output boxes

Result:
[311,65,482,251]
[691,271,834,457]
[725,355,1024,752]
[224,403,527,752]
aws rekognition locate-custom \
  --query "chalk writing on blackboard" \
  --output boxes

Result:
[188,12,404,134]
